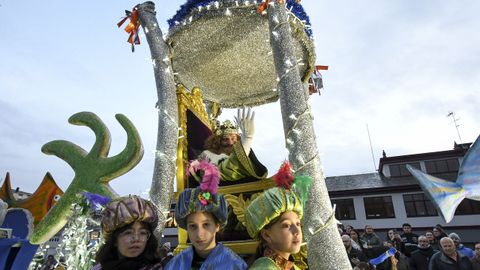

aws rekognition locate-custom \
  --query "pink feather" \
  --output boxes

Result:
[188,159,220,194]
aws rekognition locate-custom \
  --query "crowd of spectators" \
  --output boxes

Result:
[339,223,480,270]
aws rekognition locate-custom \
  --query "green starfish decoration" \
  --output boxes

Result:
[30,112,144,244]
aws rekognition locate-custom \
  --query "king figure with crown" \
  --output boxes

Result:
[198,108,268,183]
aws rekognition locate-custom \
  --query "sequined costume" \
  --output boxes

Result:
[199,142,267,182]
[249,257,301,270]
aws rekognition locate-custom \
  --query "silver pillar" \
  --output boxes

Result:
[267,3,351,269]
[137,1,178,238]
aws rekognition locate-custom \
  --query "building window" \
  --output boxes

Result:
[364,196,395,219]
[332,199,356,220]
[455,199,480,215]
[403,193,437,217]
[389,162,421,177]
[425,159,459,174]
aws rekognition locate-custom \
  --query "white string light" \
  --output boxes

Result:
[272,30,279,40]
[308,205,337,236]
[297,155,305,165]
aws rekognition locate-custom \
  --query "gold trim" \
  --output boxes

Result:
[223,240,259,254]
[232,142,260,178]
[173,228,189,255]
[173,240,259,255]
[175,84,215,250]
[175,84,214,199]
[218,178,275,194]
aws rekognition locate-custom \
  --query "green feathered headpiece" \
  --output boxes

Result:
[244,161,313,238]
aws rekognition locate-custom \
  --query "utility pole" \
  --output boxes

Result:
[447,111,462,143]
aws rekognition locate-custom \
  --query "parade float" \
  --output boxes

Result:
[1,112,144,270]
[119,0,350,269]
[1,173,63,269]
[2,1,353,269]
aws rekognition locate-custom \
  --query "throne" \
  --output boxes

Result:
[174,84,276,255]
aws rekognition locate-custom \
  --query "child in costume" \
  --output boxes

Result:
[92,195,163,270]
[164,160,247,270]
[245,162,310,270]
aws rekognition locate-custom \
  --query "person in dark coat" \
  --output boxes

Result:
[471,243,480,270]
[401,223,419,257]
[361,225,383,260]
[409,235,438,270]
[428,237,473,270]
[432,225,448,251]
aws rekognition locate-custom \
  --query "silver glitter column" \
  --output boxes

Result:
[267,3,351,269]
[137,2,178,238]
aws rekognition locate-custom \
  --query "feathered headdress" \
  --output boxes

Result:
[187,159,220,205]
[176,160,228,229]
[273,161,313,207]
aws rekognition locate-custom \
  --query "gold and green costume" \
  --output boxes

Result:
[201,142,268,182]
[245,187,303,239]
[245,186,304,269]
[249,257,302,270]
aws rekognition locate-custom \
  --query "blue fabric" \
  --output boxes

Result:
[406,133,480,223]
[369,247,396,266]
[1,209,32,239]
[175,188,228,230]
[165,243,247,270]
[9,240,39,270]
[1,209,37,269]
[457,245,475,259]
[0,238,19,270]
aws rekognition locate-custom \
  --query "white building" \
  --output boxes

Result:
[327,142,480,245]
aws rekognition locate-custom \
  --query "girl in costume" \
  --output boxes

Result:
[245,162,310,270]
[164,160,247,270]
[92,195,163,270]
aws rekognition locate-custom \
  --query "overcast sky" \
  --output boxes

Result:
[1,0,479,197]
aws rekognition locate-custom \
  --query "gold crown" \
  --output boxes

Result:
[214,120,238,136]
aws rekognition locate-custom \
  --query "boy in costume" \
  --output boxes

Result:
[165,160,247,270]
